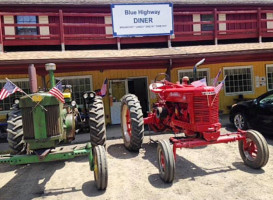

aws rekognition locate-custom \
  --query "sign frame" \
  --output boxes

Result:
[111,3,174,37]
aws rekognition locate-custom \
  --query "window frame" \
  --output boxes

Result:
[266,64,273,91]
[0,78,29,114]
[223,66,254,96]
[15,15,39,36]
[201,14,214,32]
[177,68,210,84]
[55,75,93,106]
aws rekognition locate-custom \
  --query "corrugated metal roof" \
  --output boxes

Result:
[1,42,273,65]
[0,0,272,5]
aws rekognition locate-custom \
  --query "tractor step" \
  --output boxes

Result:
[0,142,92,165]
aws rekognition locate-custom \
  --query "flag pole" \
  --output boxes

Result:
[6,78,47,112]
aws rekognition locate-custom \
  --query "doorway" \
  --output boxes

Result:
[109,77,149,124]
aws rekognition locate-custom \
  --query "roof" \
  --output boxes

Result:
[1,42,273,65]
[0,0,272,6]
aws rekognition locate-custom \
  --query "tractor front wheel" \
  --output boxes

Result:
[93,145,108,190]
[157,140,175,183]
[89,96,106,147]
[239,130,269,169]
[7,106,26,154]
[120,94,144,151]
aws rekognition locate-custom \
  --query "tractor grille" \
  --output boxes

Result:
[22,105,60,139]
[193,95,219,124]
[22,108,35,139]
[45,105,60,137]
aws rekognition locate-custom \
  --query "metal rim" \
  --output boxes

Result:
[243,138,257,161]
[121,105,131,143]
[234,113,245,129]
[94,152,99,181]
[158,149,166,173]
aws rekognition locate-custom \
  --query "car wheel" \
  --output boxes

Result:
[233,112,248,130]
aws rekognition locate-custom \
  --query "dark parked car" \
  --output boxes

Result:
[229,90,273,135]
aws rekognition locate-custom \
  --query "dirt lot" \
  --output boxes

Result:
[0,123,273,200]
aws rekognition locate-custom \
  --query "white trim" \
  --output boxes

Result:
[266,64,270,91]
[0,78,29,83]
[193,14,201,35]
[223,65,254,96]
[266,13,273,33]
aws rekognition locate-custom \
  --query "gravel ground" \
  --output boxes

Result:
[0,119,273,200]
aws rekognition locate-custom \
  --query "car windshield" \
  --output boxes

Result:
[260,94,273,105]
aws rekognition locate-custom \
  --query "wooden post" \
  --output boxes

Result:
[214,8,218,45]
[117,37,121,50]
[59,10,65,51]
[258,7,262,43]
[168,35,172,48]
[0,15,3,53]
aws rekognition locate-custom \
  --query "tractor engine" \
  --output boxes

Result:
[146,82,221,141]
[19,63,75,150]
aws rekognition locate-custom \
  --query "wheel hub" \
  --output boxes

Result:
[243,138,257,161]
[234,114,245,129]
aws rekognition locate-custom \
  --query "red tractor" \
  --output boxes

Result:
[120,59,269,183]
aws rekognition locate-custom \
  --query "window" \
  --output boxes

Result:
[266,64,273,90]
[224,66,253,95]
[0,79,30,112]
[201,14,214,31]
[56,76,92,106]
[16,16,38,35]
[178,68,210,84]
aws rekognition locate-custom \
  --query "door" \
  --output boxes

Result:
[255,93,273,134]
[109,80,128,124]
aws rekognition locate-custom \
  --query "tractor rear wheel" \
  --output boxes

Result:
[89,96,106,147]
[157,140,175,183]
[238,130,269,169]
[93,145,108,190]
[120,94,144,151]
[7,106,26,154]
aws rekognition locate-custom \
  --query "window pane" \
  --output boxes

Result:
[224,67,253,94]
[16,16,38,36]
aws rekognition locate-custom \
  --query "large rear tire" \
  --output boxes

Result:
[89,96,106,147]
[157,140,175,183]
[93,145,108,190]
[239,130,269,169]
[7,106,26,154]
[120,94,144,151]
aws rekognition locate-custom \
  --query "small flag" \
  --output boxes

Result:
[49,82,65,103]
[213,69,222,87]
[214,75,227,94]
[100,79,108,97]
[191,78,207,87]
[0,80,23,100]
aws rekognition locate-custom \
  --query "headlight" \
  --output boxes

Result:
[71,100,76,107]
[90,92,95,98]
[14,99,20,104]
[83,93,88,99]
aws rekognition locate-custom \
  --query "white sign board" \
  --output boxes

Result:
[111,3,173,37]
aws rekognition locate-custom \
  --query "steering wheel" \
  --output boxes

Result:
[154,73,170,83]
[149,73,170,92]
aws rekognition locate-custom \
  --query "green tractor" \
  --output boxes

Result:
[0,63,108,190]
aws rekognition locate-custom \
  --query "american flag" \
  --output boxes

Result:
[0,80,23,100]
[49,82,65,103]
[213,69,222,87]
[214,75,227,94]
[100,78,108,97]
[191,77,207,87]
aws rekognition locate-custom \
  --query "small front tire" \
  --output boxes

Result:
[239,130,269,169]
[93,145,108,190]
[157,140,175,183]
